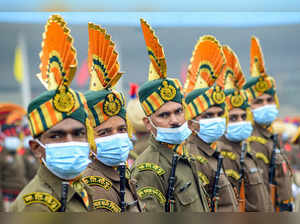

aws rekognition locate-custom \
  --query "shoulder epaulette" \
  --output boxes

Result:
[23,192,61,212]
[136,163,166,176]
[82,176,112,191]
[248,136,268,145]
[198,171,210,186]
[221,151,237,160]
[195,155,208,164]
[255,152,270,164]
[93,199,121,212]
[137,186,166,205]
[225,169,241,180]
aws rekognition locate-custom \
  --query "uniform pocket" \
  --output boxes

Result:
[247,167,263,185]
[176,182,198,206]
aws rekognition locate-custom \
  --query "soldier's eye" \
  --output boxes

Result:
[241,114,247,120]
[119,126,127,133]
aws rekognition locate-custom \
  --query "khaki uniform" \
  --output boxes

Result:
[129,134,150,161]
[186,135,238,212]
[0,149,27,211]
[131,136,209,212]
[9,165,92,212]
[82,160,141,212]
[249,123,293,208]
[217,136,273,211]
[23,150,39,182]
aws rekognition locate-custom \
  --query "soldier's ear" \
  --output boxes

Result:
[142,117,152,132]
[29,139,45,160]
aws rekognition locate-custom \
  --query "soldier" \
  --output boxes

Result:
[9,14,94,212]
[126,83,150,166]
[131,19,209,212]
[0,123,27,211]
[216,45,273,211]
[81,22,141,213]
[243,36,293,211]
[184,37,238,212]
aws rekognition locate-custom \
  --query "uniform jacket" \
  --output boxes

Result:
[9,165,92,212]
[186,134,239,212]
[131,136,209,212]
[217,136,273,212]
[82,160,141,212]
[249,123,293,204]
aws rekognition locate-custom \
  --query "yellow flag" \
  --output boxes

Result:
[14,46,24,83]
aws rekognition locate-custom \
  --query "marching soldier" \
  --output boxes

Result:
[243,36,293,211]
[82,22,141,212]
[9,14,94,212]
[0,123,27,211]
[126,83,150,166]
[131,19,209,212]
[216,45,273,211]
[184,37,238,212]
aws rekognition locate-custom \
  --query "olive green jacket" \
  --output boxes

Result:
[186,135,239,212]
[131,136,209,212]
[218,136,273,212]
[249,123,293,204]
[9,165,92,212]
[82,160,141,212]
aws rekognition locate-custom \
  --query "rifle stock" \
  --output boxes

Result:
[238,178,246,212]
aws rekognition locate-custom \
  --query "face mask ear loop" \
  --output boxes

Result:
[34,139,46,149]
[148,116,158,137]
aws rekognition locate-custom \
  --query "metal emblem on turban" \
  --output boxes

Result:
[212,85,225,104]
[160,80,176,101]
[53,85,75,113]
[231,91,244,108]
[103,93,121,116]
[255,77,269,93]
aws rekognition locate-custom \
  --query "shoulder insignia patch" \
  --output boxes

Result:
[248,136,267,145]
[23,192,61,212]
[221,151,237,161]
[82,176,112,191]
[225,169,241,180]
[136,163,166,176]
[255,152,270,164]
[93,199,121,212]
[198,171,210,186]
[137,186,166,205]
[195,155,208,164]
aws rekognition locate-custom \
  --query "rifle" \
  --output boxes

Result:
[270,134,280,211]
[238,141,246,212]
[211,151,223,212]
[119,163,126,212]
[59,181,69,212]
[165,153,179,212]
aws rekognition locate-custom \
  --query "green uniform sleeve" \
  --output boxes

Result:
[131,168,166,212]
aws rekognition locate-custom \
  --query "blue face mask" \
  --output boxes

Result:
[194,117,226,143]
[4,136,21,151]
[252,104,278,125]
[225,121,253,142]
[149,118,192,145]
[38,140,91,180]
[95,133,133,167]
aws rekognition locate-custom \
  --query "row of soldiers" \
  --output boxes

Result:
[3,14,294,212]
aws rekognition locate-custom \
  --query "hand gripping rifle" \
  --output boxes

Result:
[238,141,247,212]
[119,163,127,212]
[59,181,69,212]
[165,153,179,212]
[210,150,223,212]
